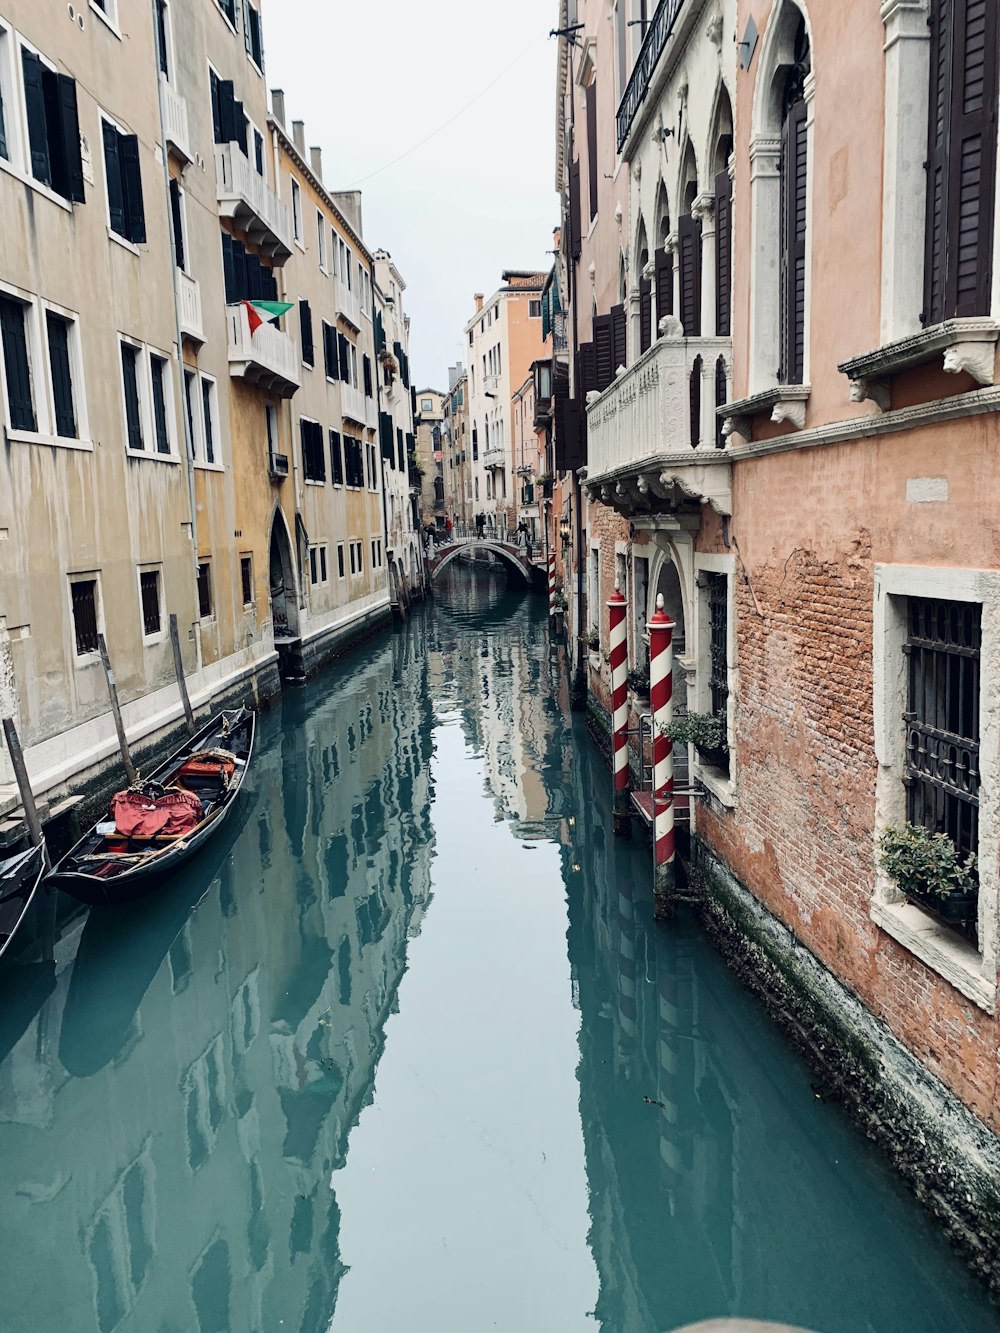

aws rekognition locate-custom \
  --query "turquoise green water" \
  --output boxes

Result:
[0,567,997,1332]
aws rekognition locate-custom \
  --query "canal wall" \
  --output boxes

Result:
[584,689,1000,1296]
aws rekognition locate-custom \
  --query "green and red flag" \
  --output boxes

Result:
[242,300,294,335]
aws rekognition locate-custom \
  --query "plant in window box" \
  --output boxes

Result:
[661,711,729,767]
[879,823,978,925]
[627,665,650,703]
[582,626,599,650]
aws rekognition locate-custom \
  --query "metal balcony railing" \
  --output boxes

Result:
[617,0,688,153]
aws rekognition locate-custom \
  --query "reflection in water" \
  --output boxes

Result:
[0,566,995,1332]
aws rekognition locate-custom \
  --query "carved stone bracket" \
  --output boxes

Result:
[771,397,807,430]
[849,376,891,411]
[692,192,716,226]
[722,415,752,444]
[838,317,999,396]
[944,341,995,386]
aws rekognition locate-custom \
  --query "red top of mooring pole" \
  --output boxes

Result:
[608,577,625,609]
[647,592,676,635]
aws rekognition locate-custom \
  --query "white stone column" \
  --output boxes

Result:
[748,137,781,393]
[693,192,717,338]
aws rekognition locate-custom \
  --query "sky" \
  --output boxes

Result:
[267,0,559,392]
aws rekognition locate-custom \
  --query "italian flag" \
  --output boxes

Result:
[242,300,294,335]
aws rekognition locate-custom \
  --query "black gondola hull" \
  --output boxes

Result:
[0,844,47,960]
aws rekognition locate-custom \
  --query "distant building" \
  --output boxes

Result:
[413,389,446,529]
[442,368,471,527]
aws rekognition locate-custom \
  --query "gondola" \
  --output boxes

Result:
[0,844,47,960]
[47,707,255,907]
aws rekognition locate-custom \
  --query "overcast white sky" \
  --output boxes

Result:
[267,0,559,391]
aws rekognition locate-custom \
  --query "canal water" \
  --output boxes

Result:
[0,566,997,1333]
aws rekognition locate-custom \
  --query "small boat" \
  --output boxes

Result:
[47,707,255,907]
[0,844,47,960]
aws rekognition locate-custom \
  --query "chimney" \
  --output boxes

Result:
[310,146,323,181]
[474,293,484,312]
[270,89,285,125]
[292,120,306,155]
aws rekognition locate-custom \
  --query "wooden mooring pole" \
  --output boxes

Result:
[0,628,45,850]
[169,614,196,736]
[97,633,138,787]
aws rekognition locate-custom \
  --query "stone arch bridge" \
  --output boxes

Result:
[426,537,537,585]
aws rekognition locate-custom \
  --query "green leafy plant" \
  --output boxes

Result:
[552,589,567,611]
[583,626,599,650]
[879,822,978,900]
[660,711,728,754]
[627,665,650,696]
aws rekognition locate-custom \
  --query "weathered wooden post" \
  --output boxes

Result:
[648,594,676,919]
[608,580,631,836]
[98,634,138,787]
[0,628,44,850]
[169,614,196,736]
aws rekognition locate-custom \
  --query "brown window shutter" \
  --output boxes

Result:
[577,340,597,396]
[639,278,653,353]
[678,213,703,338]
[586,82,599,221]
[949,0,998,317]
[594,314,614,391]
[715,355,728,448]
[654,246,673,326]
[689,355,702,448]
[715,170,732,337]
[611,303,627,372]
[924,0,953,323]
[779,98,807,385]
[569,159,582,261]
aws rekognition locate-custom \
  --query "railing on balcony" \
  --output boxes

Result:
[335,277,361,330]
[176,268,203,343]
[617,0,687,153]
[226,304,300,398]
[215,143,293,264]
[483,445,505,469]
[160,76,191,163]
[341,383,367,426]
[585,335,732,481]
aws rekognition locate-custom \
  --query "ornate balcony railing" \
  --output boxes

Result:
[617,0,688,153]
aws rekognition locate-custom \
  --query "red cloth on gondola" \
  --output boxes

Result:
[111,788,203,839]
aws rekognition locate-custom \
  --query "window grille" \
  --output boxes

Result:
[71,579,99,655]
[708,573,729,718]
[197,563,212,619]
[140,570,161,636]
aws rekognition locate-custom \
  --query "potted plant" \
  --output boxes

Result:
[661,711,729,767]
[627,664,650,703]
[879,822,978,927]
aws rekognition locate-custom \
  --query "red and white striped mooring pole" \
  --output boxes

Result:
[608,580,631,836]
[648,592,676,918]
[548,550,557,623]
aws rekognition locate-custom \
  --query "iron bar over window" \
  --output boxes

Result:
[708,573,729,718]
[71,579,99,655]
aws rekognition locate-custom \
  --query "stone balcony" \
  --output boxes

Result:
[341,383,367,428]
[176,268,204,344]
[214,143,293,264]
[335,276,361,331]
[482,445,505,470]
[226,304,300,398]
[160,76,191,164]
[583,335,733,517]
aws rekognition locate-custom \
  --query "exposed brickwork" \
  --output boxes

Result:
[586,499,631,715]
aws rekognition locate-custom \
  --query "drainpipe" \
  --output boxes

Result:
[152,2,201,676]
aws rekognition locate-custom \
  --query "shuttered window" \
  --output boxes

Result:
[103,120,146,244]
[121,343,143,449]
[201,378,216,464]
[778,98,807,384]
[217,0,237,29]
[639,278,653,354]
[244,2,264,69]
[21,52,84,201]
[346,436,364,487]
[715,355,728,448]
[150,355,170,453]
[654,246,673,327]
[586,81,599,221]
[569,158,582,261]
[46,313,76,438]
[689,355,702,448]
[593,313,614,391]
[222,234,277,304]
[330,429,344,484]
[209,73,246,152]
[323,322,339,380]
[300,419,325,481]
[397,427,405,472]
[170,179,185,271]
[611,303,627,373]
[299,301,314,366]
[924,0,999,323]
[678,213,703,338]
[71,579,99,656]
[0,296,36,433]
[380,412,394,463]
[715,170,733,337]
[363,354,373,398]
[140,570,162,637]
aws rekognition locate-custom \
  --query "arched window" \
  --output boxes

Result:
[689,355,703,448]
[678,145,702,337]
[711,89,735,338]
[778,17,810,385]
[636,220,652,353]
[653,183,673,335]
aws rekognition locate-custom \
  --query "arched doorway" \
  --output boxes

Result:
[269,511,300,640]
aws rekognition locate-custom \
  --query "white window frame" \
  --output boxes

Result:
[157,0,177,84]
[89,0,122,39]
[197,371,221,469]
[1,30,73,211]
[99,107,141,255]
[692,552,737,808]
[337,542,346,579]
[291,177,302,245]
[137,563,165,645]
[67,570,104,666]
[240,552,255,608]
[196,559,214,623]
[300,413,323,485]
[243,0,264,74]
[148,349,178,457]
[316,210,327,272]
[119,334,149,455]
[265,401,279,460]
[0,282,92,451]
[308,542,329,588]
[214,0,238,35]
[873,563,1000,1013]
[40,298,89,445]
[183,367,203,460]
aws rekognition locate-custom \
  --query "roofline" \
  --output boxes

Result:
[268,115,371,263]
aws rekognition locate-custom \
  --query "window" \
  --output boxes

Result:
[337,544,345,578]
[904,598,981,941]
[46,312,77,438]
[0,294,36,432]
[396,427,404,472]
[301,418,325,481]
[371,539,380,568]
[120,342,144,450]
[217,0,237,26]
[924,0,999,323]
[209,70,247,152]
[363,354,373,398]
[139,568,162,638]
[155,0,172,80]
[299,300,314,366]
[102,115,146,244]
[266,402,279,460]
[222,234,277,303]
[18,46,84,201]
[529,300,542,319]
[244,2,263,70]
[345,435,364,487]
[291,178,302,242]
[317,211,326,270]
[169,178,186,271]
[240,555,253,606]
[778,19,810,385]
[184,369,201,459]
[70,576,100,656]
[309,544,328,586]
[197,562,213,619]
[201,376,218,464]
[366,440,378,490]
[349,541,356,575]
[586,80,598,221]
[150,354,171,454]
[707,573,730,773]
[330,428,343,484]
[322,321,337,380]
[90,0,119,25]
